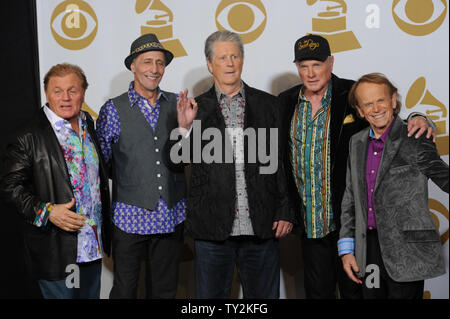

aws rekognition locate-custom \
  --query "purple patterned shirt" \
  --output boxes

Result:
[365,116,396,230]
[96,82,186,235]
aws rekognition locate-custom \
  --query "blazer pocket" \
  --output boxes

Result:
[403,229,440,243]
[343,113,355,125]
[389,164,413,174]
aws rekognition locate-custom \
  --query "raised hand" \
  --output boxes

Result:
[407,116,436,142]
[177,89,198,136]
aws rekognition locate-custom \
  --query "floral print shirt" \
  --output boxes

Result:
[38,106,103,263]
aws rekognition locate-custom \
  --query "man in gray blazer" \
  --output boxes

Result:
[338,73,449,299]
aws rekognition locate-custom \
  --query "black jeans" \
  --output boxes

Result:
[363,229,424,299]
[302,230,362,299]
[194,236,280,299]
[109,223,184,299]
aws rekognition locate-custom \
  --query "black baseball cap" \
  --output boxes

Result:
[293,34,331,63]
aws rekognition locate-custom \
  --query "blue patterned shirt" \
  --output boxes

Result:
[290,82,335,239]
[96,82,186,235]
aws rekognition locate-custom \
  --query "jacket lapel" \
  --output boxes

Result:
[242,82,256,130]
[84,111,108,178]
[354,130,369,216]
[198,85,226,131]
[38,109,71,184]
[374,117,403,193]
[329,74,349,170]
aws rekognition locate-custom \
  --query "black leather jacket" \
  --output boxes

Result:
[0,109,111,281]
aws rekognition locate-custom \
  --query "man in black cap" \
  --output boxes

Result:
[278,34,435,299]
[96,33,186,298]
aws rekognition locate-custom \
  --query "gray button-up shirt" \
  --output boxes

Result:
[215,84,254,236]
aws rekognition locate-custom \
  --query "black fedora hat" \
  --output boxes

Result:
[124,33,174,70]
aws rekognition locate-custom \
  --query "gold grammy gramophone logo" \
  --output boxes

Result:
[392,0,447,36]
[406,76,449,156]
[50,0,98,50]
[307,0,361,53]
[136,0,187,58]
[216,0,267,44]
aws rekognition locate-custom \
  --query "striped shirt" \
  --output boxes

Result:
[290,82,335,239]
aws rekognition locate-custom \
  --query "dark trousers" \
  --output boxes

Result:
[194,236,280,299]
[363,229,424,299]
[302,230,362,299]
[109,223,184,299]
[39,259,102,299]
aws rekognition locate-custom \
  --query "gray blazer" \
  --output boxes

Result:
[340,116,449,282]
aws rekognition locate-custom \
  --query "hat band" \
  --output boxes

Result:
[131,42,164,56]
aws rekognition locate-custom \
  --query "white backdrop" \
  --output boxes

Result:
[36,0,449,299]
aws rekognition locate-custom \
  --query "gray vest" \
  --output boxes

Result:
[111,91,185,210]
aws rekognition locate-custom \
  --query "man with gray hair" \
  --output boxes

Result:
[173,30,296,298]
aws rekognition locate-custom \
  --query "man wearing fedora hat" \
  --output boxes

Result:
[278,34,436,299]
[96,33,186,298]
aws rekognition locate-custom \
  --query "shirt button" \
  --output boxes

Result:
[155,148,159,152]
[156,161,160,165]
[369,208,372,211]
[158,186,162,190]
[157,173,161,178]
[154,136,158,140]
[374,152,378,155]
[371,170,375,174]
[370,188,374,192]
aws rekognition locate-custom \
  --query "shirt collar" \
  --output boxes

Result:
[127,81,168,107]
[369,115,397,142]
[43,104,86,133]
[298,81,332,106]
[215,81,245,102]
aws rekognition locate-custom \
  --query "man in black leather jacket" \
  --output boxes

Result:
[0,64,111,299]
